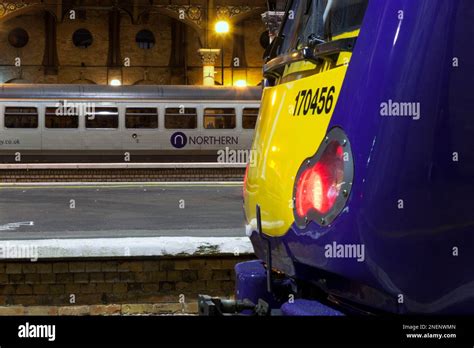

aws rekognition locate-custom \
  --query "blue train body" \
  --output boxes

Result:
[242,0,474,315]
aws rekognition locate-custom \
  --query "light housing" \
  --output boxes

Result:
[293,127,354,228]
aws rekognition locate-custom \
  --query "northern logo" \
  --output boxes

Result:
[170,132,187,149]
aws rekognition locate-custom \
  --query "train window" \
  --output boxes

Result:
[73,29,93,49]
[4,107,38,129]
[86,107,119,129]
[331,0,369,37]
[280,0,369,53]
[242,108,259,129]
[136,30,155,50]
[165,108,197,129]
[8,28,29,48]
[279,0,304,54]
[126,108,158,129]
[45,107,79,129]
[204,108,236,129]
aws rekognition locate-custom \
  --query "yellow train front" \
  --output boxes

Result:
[200,0,474,316]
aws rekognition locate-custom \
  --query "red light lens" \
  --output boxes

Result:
[295,142,345,218]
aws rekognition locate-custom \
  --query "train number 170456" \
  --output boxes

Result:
[293,86,336,116]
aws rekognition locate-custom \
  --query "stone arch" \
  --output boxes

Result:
[151,8,202,35]
[136,7,204,46]
[60,3,134,23]
[226,8,266,26]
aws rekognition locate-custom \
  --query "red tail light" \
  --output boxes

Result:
[293,127,353,227]
[295,143,344,216]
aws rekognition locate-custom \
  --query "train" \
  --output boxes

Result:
[199,0,474,315]
[0,85,261,163]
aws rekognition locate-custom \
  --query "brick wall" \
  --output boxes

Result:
[0,168,245,182]
[0,3,267,86]
[0,256,254,315]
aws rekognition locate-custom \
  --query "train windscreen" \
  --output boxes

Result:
[279,0,369,54]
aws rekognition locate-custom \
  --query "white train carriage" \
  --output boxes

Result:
[0,85,261,162]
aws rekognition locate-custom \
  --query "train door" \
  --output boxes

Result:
[121,102,160,151]
[41,100,84,154]
[82,102,122,151]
